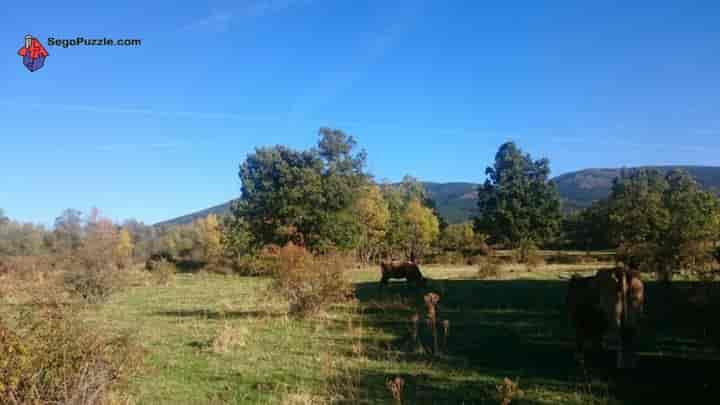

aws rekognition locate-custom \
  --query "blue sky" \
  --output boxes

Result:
[2,1,719,225]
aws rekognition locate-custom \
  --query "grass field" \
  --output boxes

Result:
[74,264,718,404]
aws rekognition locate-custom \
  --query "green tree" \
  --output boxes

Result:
[441,222,476,253]
[380,176,443,261]
[230,128,368,253]
[562,200,613,251]
[221,210,254,258]
[608,168,720,278]
[475,142,562,247]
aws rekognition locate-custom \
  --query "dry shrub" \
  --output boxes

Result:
[145,259,176,286]
[385,376,405,403]
[525,251,545,270]
[0,307,142,404]
[550,253,586,265]
[477,241,494,256]
[495,377,524,405]
[511,240,544,270]
[0,255,57,274]
[267,243,354,317]
[230,245,283,276]
[477,258,501,279]
[466,255,487,266]
[63,267,124,304]
[0,265,67,306]
[433,251,465,265]
[210,322,249,353]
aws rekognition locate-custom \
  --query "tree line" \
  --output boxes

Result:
[3,127,719,278]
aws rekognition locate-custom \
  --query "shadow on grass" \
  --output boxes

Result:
[346,279,719,404]
[154,309,286,320]
[174,260,206,274]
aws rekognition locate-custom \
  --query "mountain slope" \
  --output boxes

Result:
[155,201,235,228]
[554,166,720,209]
[155,166,720,226]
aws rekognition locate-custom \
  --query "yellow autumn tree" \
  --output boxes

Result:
[199,214,222,263]
[114,228,134,268]
[403,199,440,261]
[355,185,390,263]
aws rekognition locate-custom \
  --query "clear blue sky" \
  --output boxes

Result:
[2,1,719,225]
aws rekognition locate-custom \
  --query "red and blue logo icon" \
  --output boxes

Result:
[18,35,49,72]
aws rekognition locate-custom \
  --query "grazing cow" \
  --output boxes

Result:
[566,268,645,368]
[380,261,426,288]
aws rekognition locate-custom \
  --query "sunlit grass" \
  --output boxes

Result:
[63,261,719,404]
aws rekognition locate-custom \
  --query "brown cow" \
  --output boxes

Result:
[379,261,426,288]
[566,267,645,368]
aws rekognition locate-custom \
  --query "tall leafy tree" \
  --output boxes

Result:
[230,128,368,253]
[475,142,562,247]
[354,184,390,263]
[114,229,134,268]
[562,199,613,251]
[440,222,477,253]
[608,168,669,247]
[608,168,720,277]
[380,176,442,261]
[198,214,223,262]
[403,199,440,261]
[53,208,84,252]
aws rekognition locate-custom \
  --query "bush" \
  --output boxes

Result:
[145,251,175,271]
[511,239,544,269]
[466,255,486,266]
[476,241,493,256]
[477,258,501,279]
[0,308,142,404]
[63,268,118,304]
[147,259,176,285]
[432,251,465,265]
[267,243,354,317]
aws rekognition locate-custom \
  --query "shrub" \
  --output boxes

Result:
[267,243,354,317]
[147,259,176,285]
[466,255,486,266]
[511,239,544,269]
[145,251,175,271]
[477,258,501,279]
[226,245,283,276]
[210,322,249,353]
[63,268,118,304]
[476,240,493,256]
[432,251,465,265]
[525,251,545,270]
[495,377,524,405]
[549,253,585,265]
[0,308,142,404]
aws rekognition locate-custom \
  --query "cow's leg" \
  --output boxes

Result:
[575,331,586,364]
[620,327,636,369]
[379,275,388,290]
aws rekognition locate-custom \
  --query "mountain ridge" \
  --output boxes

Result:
[155,165,720,227]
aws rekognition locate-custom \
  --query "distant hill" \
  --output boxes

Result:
[155,201,235,228]
[554,166,720,210]
[155,166,720,226]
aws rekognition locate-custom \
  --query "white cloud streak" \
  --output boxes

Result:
[183,0,313,32]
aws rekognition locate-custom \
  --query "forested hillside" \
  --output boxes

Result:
[156,166,720,225]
